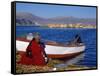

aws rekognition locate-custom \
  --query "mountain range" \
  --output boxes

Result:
[16,12,96,26]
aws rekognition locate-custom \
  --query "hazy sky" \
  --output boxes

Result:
[16,3,96,18]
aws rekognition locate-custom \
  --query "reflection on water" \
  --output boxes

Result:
[55,53,85,68]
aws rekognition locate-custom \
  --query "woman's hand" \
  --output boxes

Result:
[45,56,49,64]
[26,50,33,58]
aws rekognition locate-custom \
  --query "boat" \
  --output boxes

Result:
[16,37,85,59]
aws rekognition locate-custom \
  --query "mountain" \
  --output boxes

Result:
[16,12,96,26]
[48,16,96,25]
[16,12,47,25]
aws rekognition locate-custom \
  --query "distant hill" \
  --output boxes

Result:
[16,12,46,25]
[16,12,96,26]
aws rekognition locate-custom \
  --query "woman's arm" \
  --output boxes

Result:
[26,41,33,58]
[40,42,49,63]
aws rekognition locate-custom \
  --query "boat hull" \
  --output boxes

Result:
[16,38,85,59]
[47,51,84,59]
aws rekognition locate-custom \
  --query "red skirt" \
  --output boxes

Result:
[17,51,46,66]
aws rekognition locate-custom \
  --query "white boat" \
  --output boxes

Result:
[16,38,85,59]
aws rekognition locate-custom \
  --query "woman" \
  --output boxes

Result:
[18,33,48,66]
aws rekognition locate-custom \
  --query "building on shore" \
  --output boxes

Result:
[47,23,96,28]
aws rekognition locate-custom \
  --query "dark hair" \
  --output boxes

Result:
[31,38,41,44]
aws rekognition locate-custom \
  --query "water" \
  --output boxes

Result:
[16,26,97,67]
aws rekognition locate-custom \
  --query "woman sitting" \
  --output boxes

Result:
[18,33,48,66]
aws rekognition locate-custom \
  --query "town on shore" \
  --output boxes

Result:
[46,23,96,28]
[16,22,96,29]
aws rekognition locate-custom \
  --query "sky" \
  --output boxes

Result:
[16,3,97,19]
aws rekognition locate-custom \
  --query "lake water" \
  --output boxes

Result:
[16,26,97,67]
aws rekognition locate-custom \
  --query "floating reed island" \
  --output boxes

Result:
[16,52,96,74]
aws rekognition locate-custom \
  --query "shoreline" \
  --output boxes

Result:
[16,25,96,29]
